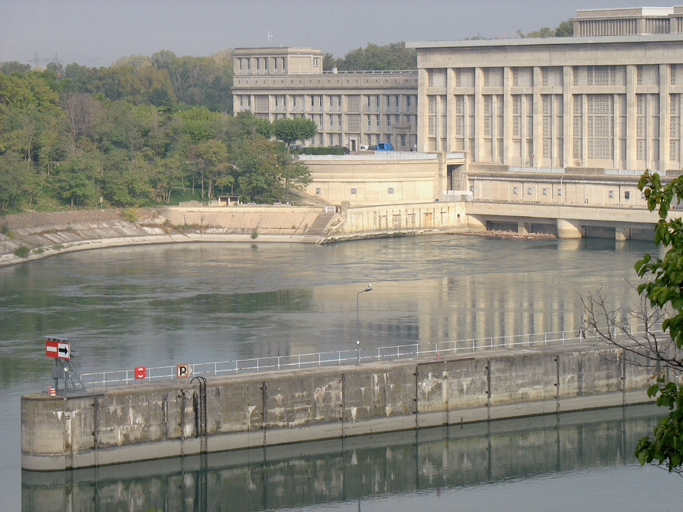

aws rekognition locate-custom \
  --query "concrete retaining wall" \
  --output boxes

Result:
[22,342,657,471]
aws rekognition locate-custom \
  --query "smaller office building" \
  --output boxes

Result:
[232,47,419,151]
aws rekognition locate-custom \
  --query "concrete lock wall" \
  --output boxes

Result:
[340,202,467,234]
[22,343,657,470]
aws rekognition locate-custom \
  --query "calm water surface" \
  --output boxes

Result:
[1,235,680,511]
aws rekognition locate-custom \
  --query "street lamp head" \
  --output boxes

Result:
[365,284,372,292]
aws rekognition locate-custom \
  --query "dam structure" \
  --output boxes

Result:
[22,335,657,471]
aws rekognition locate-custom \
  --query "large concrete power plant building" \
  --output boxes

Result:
[409,6,683,173]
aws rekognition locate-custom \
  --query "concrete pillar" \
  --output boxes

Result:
[626,65,637,170]
[467,215,487,232]
[518,222,532,234]
[556,219,584,239]
[615,227,631,241]
[417,69,428,152]
[504,67,513,165]
[563,67,573,168]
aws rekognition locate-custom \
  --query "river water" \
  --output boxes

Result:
[1,235,681,510]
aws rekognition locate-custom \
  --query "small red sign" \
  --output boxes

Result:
[176,364,190,378]
[135,366,147,379]
[46,339,70,360]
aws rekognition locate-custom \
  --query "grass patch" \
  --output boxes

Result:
[33,247,45,255]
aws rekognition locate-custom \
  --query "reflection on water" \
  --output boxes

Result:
[21,406,678,512]
[0,236,667,511]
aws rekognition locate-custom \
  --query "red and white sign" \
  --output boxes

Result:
[135,366,147,379]
[176,364,191,378]
[46,339,70,360]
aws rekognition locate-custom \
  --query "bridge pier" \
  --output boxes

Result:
[518,222,532,234]
[467,215,487,232]
[615,227,631,241]
[556,219,584,239]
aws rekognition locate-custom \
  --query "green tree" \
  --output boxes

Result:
[325,42,417,71]
[52,152,98,209]
[585,171,683,473]
[277,148,310,203]
[0,152,31,211]
[272,118,317,148]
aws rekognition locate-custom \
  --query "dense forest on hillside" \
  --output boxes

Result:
[0,67,311,212]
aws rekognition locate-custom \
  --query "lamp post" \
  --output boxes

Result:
[356,284,372,365]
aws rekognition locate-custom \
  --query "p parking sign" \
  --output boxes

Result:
[176,364,190,378]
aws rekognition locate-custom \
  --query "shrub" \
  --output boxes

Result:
[121,207,139,222]
[302,146,346,156]
[0,224,8,235]
[33,247,45,254]
[13,245,29,258]
[251,231,258,239]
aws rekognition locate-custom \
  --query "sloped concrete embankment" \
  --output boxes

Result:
[22,342,655,470]
[0,207,337,267]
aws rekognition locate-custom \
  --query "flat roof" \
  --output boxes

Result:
[406,33,683,50]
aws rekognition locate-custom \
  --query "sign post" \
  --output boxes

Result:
[45,337,85,395]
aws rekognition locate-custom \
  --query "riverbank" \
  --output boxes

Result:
[0,207,328,267]
[0,206,473,267]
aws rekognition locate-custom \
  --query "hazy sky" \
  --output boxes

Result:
[0,0,662,67]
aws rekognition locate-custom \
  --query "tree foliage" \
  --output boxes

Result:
[323,42,416,71]
[584,171,683,473]
[516,19,574,39]
[272,118,317,148]
[0,67,309,211]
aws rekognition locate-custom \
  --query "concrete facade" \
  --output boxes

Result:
[232,47,418,150]
[22,342,656,470]
[302,151,466,205]
[407,9,683,173]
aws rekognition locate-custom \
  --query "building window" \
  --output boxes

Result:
[543,188,548,196]
[625,191,631,200]
[313,57,320,66]
[388,188,395,194]
[315,188,321,195]
[608,190,614,199]
[558,189,562,196]
[527,187,533,195]
[513,187,519,195]
[407,96,412,108]
[350,188,357,195]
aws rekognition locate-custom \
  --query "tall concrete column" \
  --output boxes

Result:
[557,219,584,239]
[533,67,542,168]
[474,68,484,163]
[661,64,671,172]
[447,68,456,153]
[504,67,513,165]
[625,65,637,170]
[417,69,428,152]
[563,67,573,168]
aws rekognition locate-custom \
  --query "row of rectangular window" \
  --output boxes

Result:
[316,188,395,195]
[510,187,639,199]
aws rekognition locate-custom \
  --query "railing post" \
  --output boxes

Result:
[318,353,321,367]
[416,344,419,357]
[256,358,260,372]
[377,347,380,361]
[298,355,301,368]
[235,360,238,374]
[278,356,281,370]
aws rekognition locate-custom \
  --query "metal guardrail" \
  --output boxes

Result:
[76,325,661,392]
